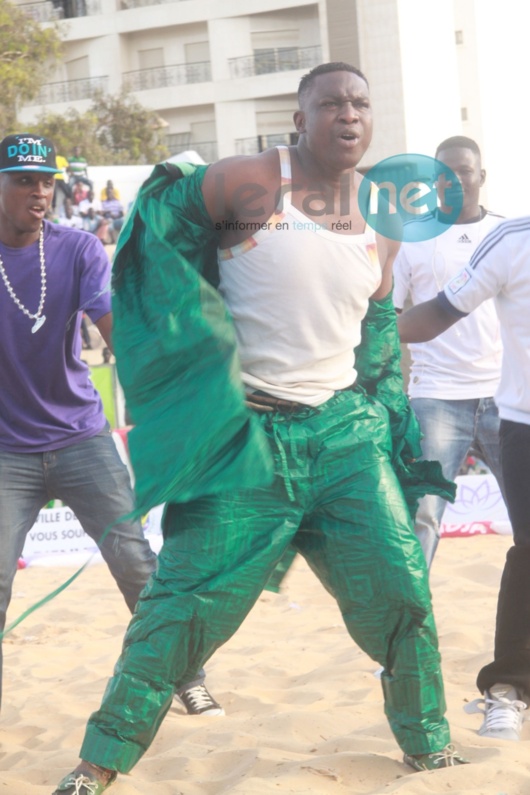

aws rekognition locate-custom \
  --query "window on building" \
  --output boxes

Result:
[455,30,464,44]
[138,48,164,70]
[461,107,468,121]
[190,120,216,143]
[184,41,210,64]
[66,56,89,81]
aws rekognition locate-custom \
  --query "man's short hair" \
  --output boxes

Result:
[435,135,481,160]
[298,62,368,104]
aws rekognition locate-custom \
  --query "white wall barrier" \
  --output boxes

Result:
[20,463,511,567]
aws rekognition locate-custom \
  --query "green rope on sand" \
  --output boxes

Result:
[1,554,96,640]
[1,513,130,641]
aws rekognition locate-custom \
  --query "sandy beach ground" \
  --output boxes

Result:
[1,531,528,795]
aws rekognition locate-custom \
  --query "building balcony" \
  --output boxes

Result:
[191,141,218,163]
[235,132,299,156]
[124,61,211,92]
[229,45,322,80]
[166,133,218,163]
[34,75,109,105]
[19,0,101,20]
[120,0,186,7]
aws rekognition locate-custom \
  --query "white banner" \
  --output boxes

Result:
[20,475,511,567]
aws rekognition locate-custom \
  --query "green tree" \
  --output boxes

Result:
[31,90,169,165]
[0,0,62,132]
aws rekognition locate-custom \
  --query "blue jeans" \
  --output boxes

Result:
[0,428,203,707]
[411,397,505,567]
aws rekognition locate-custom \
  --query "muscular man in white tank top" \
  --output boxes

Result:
[204,74,397,408]
[58,64,466,795]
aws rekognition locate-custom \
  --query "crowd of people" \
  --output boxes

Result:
[0,60,527,795]
[50,147,124,243]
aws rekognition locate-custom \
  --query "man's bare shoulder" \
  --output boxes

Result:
[202,149,279,221]
[206,148,278,182]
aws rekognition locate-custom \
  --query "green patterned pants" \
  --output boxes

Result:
[81,389,450,771]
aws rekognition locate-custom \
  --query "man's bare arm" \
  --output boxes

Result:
[397,298,459,342]
[95,311,113,352]
[372,234,400,301]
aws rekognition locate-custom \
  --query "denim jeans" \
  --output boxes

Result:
[0,427,205,708]
[411,397,504,567]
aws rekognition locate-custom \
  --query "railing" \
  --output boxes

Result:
[190,141,218,163]
[19,0,101,20]
[235,132,299,156]
[120,0,189,8]
[34,75,109,104]
[124,61,211,92]
[166,133,192,152]
[229,45,322,79]
[165,134,217,163]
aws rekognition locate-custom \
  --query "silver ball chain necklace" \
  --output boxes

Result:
[0,225,46,333]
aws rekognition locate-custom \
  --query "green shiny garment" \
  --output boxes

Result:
[112,163,455,519]
[112,163,273,513]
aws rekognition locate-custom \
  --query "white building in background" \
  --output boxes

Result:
[16,0,503,187]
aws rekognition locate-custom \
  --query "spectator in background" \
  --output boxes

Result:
[78,189,107,236]
[72,180,90,207]
[101,187,125,243]
[68,146,92,190]
[393,136,505,568]
[84,207,109,243]
[52,153,72,213]
[57,198,83,230]
[100,180,121,202]
[78,189,102,219]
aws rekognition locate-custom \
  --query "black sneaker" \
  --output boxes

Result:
[176,684,225,716]
[404,744,469,771]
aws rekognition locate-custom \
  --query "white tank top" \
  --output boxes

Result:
[218,146,382,406]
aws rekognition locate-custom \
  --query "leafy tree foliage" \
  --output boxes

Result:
[30,90,169,165]
[0,0,62,130]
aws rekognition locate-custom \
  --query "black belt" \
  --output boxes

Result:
[245,382,357,414]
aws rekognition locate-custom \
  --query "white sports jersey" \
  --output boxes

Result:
[393,209,503,399]
[440,216,530,424]
[217,147,382,406]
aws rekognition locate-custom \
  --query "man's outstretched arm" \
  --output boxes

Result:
[397,296,461,342]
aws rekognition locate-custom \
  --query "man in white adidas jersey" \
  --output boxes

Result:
[399,218,530,741]
[54,63,467,795]
[393,136,505,567]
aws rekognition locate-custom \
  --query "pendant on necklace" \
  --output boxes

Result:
[31,315,46,333]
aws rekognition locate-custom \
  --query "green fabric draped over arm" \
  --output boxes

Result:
[354,291,456,517]
[111,162,273,514]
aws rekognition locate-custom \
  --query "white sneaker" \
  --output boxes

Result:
[466,683,527,741]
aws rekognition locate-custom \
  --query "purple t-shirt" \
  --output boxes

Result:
[0,221,112,452]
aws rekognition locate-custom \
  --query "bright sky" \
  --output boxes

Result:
[475,1,530,217]
[396,0,530,218]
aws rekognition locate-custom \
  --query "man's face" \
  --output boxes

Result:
[294,71,373,171]
[436,147,485,217]
[0,172,54,246]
